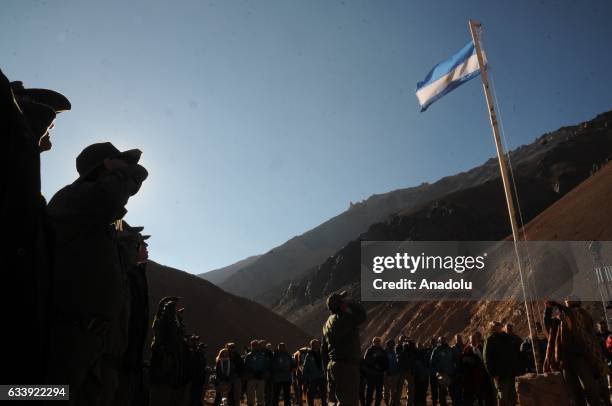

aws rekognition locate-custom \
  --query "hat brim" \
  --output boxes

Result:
[117,149,142,164]
[14,88,71,112]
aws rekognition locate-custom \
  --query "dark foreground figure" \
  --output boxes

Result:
[0,68,70,384]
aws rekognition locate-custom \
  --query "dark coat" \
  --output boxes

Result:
[302,349,325,382]
[244,349,272,380]
[272,351,295,383]
[216,358,234,382]
[230,350,244,378]
[123,263,150,373]
[483,332,521,378]
[47,165,147,355]
[0,68,53,383]
[363,345,388,379]
[430,343,456,376]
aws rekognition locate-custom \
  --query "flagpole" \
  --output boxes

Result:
[468,19,541,375]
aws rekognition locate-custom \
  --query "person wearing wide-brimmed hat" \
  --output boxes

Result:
[114,220,151,406]
[45,142,147,405]
[0,68,70,385]
[322,291,367,406]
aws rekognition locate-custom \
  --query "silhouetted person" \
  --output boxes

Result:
[396,337,417,406]
[430,336,457,406]
[322,291,367,406]
[226,342,244,406]
[302,339,327,406]
[45,142,146,405]
[483,322,520,406]
[382,339,399,406]
[150,297,184,406]
[114,222,151,406]
[460,333,489,406]
[0,69,69,384]
[272,343,294,406]
[543,297,607,406]
[215,348,234,406]
[363,337,387,406]
[244,340,270,406]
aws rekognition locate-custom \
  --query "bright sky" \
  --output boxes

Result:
[2,0,611,274]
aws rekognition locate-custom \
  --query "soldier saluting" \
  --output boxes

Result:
[322,291,367,406]
[46,142,147,405]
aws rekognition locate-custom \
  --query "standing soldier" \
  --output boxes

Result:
[322,291,367,406]
[0,69,70,384]
[115,221,150,406]
[46,142,147,405]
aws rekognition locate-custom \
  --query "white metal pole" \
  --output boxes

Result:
[468,19,540,374]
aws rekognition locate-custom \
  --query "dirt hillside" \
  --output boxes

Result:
[146,261,312,353]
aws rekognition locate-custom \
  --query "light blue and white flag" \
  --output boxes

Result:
[416,41,483,112]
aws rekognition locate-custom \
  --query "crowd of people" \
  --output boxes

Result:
[2,67,612,406]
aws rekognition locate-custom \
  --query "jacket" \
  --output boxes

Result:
[322,302,367,363]
[483,332,521,378]
[430,344,456,376]
[363,345,388,378]
[272,351,295,383]
[302,350,326,382]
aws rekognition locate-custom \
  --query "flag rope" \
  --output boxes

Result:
[486,61,546,330]
[469,20,541,374]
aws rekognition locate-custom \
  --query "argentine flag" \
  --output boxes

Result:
[416,41,483,112]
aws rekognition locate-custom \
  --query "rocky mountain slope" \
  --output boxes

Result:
[273,111,612,340]
[357,160,612,347]
[198,255,261,285]
[146,261,311,353]
[212,111,612,304]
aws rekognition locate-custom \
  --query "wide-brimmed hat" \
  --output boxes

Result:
[19,100,56,140]
[11,81,71,112]
[75,142,141,182]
